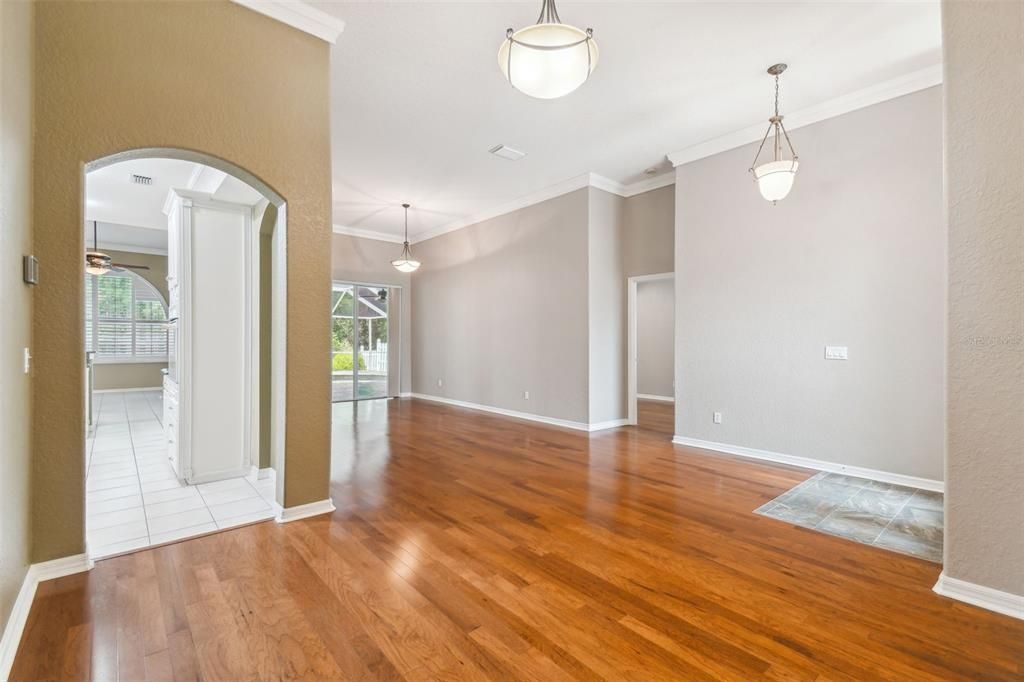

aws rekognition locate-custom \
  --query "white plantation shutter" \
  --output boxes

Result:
[84,276,94,353]
[85,269,168,360]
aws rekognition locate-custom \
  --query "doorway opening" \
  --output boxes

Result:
[627,273,675,438]
[331,281,402,402]
[83,151,286,559]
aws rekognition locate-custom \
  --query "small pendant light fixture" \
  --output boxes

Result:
[498,0,598,100]
[391,203,420,273]
[750,63,799,204]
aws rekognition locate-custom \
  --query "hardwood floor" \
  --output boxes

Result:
[12,398,1023,680]
[636,398,674,437]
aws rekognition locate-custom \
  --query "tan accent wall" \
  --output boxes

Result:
[674,87,945,481]
[32,1,332,561]
[0,0,34,637]
[942,0,1024,595]
[93,364,166,392]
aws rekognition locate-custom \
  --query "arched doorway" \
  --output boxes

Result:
[82,148,288,558]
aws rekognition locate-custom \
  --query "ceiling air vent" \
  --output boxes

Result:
[488,144,526,161]
[130,174,153,185]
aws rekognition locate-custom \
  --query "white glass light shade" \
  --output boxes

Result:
[498,23,598,99]
[391,257,420,273]
[753,160,799,202]
[85,252,111,276]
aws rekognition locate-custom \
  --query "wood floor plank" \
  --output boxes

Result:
[10,398,1024,681]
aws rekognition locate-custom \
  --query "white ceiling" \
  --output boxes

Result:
[316,1,941,241]
[85,158,264,252]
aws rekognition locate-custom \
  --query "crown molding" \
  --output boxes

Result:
[231,0,346,44]
[332,224,406,244]
[668,64,942,168]
[409,171,676,245]
[619,171,676,197]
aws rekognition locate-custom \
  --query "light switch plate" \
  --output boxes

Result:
[825,346,849,360]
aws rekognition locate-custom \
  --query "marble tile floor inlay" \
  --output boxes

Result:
[754,472,943,562]
[86,390,277,559]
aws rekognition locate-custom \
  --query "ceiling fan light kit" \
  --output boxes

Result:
[750,63,800,204]
[391,203,421,273]
[85,220,150,275]
[498,0,598,99]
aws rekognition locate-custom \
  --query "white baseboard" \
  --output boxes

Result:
[247,466,276,483]
[276,498,336,523]
[589,419,630,431]
[933,572,1024,620]
[93,386,162,394]
[671,435,944,492]
[637,394,674,403]
[410,393,628,433]
[398,392,413,398]
[0,554,93,680]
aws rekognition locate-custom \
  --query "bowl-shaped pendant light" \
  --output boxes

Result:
[749,64,799,204]
[391,203,420,273]
[498,0,598,99]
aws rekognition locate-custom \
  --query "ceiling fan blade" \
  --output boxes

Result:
[112,263,151,270]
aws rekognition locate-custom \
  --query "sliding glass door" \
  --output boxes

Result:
[331,283,390,401]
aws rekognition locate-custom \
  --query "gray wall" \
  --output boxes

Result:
[623,184,674,278]
[331,233,413,395]
[943,1,1024,596]
[412,189,591,423]
[91,249,169,390]
[0,0,33,638]
[637,278,674,397]
[588,188,627,424]
[674,86,945,481]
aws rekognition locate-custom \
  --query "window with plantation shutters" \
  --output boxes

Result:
[84,270,168,361]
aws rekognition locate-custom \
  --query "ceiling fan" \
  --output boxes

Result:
[85,220,150,276]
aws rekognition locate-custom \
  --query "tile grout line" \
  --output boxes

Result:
[870,491,917,549]
[122,392,154,549]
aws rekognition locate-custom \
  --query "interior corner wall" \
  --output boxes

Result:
[32,0,332,561]
[331,233,413,395]
[674,86,946,481]
[942,0,1024,596]
[623,184,675,278]
[411,189,591,424]
[588,188,627,424]
[0,0,34,640]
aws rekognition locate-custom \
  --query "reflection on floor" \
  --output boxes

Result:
[755,471,943,562]
[636,398,674,437]
[331,375,388,401]
[86,390,276,559]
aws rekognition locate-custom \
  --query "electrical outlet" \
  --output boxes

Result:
[437,378,443,388]
[23,348,31,374]
[524,390,530,400]
[713,412,722,424]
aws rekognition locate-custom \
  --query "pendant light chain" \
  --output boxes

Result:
[401,203,412,260]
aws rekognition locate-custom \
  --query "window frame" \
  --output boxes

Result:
[86,269,170,364]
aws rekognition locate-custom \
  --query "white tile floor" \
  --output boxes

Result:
[86,390,277,559]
